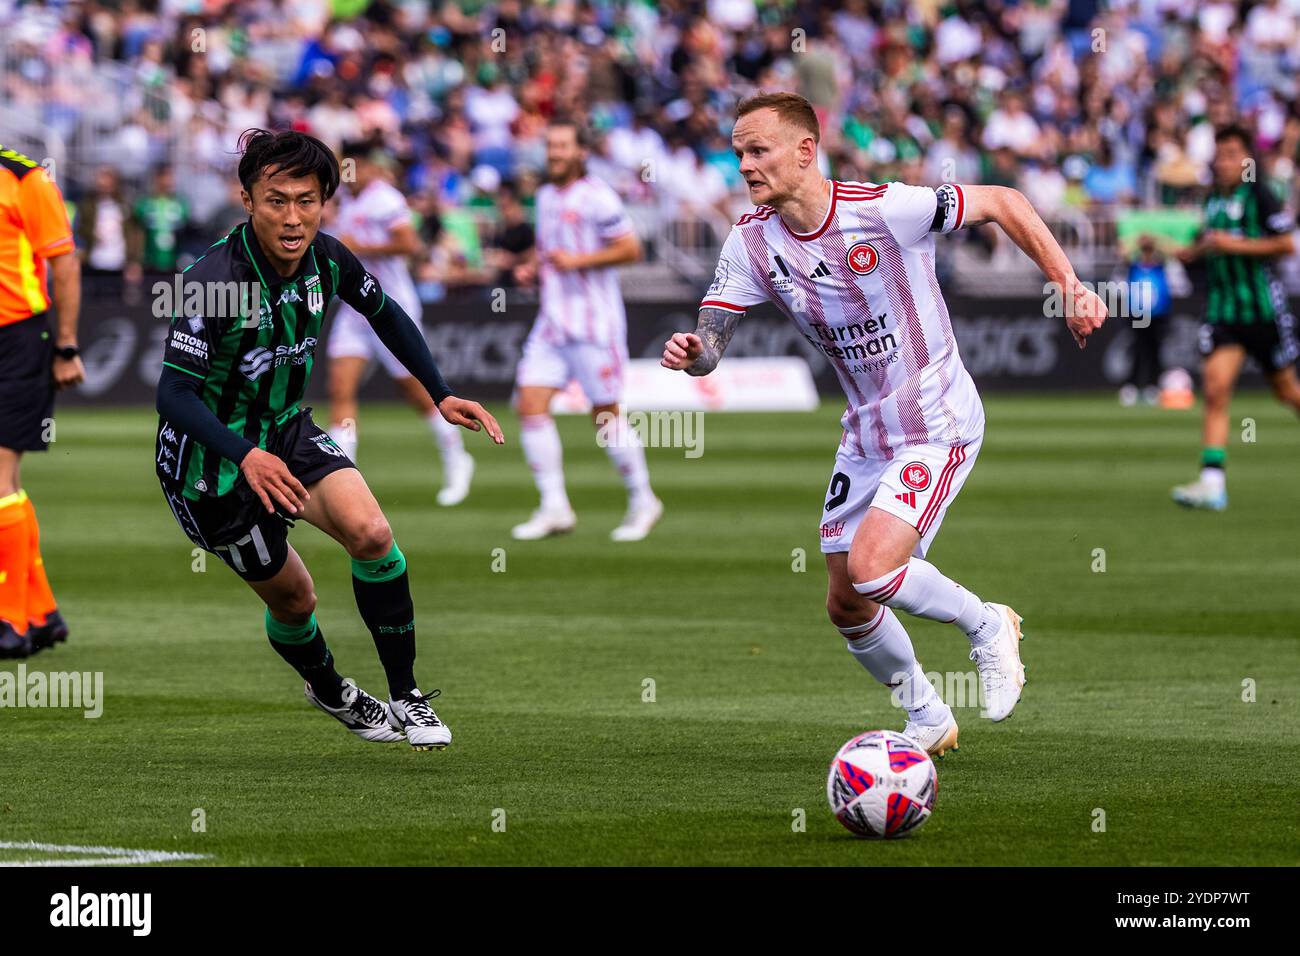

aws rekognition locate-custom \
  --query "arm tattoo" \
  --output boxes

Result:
[688,307,741,376]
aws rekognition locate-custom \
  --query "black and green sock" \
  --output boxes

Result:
[265,610,346,707]
[1200,447,1226,473]
[351,542,417,699]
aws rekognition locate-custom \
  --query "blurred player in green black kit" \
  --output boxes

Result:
[1174,126,1300,510]
[155,130,503,748]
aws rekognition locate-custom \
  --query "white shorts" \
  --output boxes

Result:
[515,322,626,407]
[818,437,982,557]
[327,298,424,380]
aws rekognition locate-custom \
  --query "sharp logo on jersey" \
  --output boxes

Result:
[895,491,917,508]
[846,242,879,276]
[305,274,324,316]
[901,462,931,492]
[240,347,275,380]
[809,261,833,280]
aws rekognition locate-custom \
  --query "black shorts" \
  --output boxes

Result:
[158,407,355,581]
[0,313,55,452]
[1199,315,1299,374]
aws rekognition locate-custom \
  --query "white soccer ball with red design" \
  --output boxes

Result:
[826,730,937,838]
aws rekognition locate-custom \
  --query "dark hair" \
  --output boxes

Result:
[237,128,340,200]
[549,117,592,149]
[1214,124,1254,154]
[736,91,821,144]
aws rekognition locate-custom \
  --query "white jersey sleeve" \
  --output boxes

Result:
[368,182,413,230]
[881,181,968,248]
[699,226,770,314]
[589,181,634,241]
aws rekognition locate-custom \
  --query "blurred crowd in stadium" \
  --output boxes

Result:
[3,0,1299,294]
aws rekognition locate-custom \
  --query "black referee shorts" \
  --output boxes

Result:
[0,312,55,452]
[159,408,356,582]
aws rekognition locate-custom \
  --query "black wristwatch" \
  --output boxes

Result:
[54,345,80,360]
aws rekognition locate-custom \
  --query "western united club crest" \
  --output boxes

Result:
[305,274,324,316]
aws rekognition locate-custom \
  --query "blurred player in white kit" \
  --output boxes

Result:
[510,120,662,541]
[663,93,1107,754]
[326,143,475,506]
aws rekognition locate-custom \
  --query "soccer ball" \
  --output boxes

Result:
[826,730,937,839]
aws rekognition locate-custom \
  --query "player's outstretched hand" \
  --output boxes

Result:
[661,332,703,370]
[438,396,505,444]
[1067,283,1108,349]
[240,448,310,515]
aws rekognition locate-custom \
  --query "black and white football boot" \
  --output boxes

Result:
[388,688,452,751]
[304,678,405,743]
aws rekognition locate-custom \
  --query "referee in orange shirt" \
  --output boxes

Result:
[0,144,84,658]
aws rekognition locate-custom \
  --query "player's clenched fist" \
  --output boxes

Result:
[437,396,506,444]
[661,332,703,370]
[1067,282,1108,349]
[240,448,310,515]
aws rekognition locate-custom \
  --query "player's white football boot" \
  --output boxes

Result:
[970,603,1026,722]
[1171,478,1227,511]
[609,497,664,542]
[388,688,452,751]
[436,451,475,507]
[305,678,405,743]
[902,705,959,758]
[511,506,577,540]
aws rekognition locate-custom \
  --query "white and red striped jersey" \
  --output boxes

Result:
[337,179,421,318]
[701,180,984,459]
[535,175,635,346]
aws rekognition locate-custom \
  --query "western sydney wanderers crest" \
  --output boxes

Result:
[901,461,931,492]
[846,241,879,276]
[305,274,324,316]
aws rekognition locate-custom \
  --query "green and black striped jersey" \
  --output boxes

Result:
[1202,181,1295,324]
[156,221,386,500]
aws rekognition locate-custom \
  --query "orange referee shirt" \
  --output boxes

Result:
[0,145,75,327]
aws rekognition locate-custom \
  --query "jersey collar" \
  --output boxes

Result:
[780,181,837,242]
[238,219,318,288]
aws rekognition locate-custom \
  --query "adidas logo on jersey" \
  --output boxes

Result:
[809,261,832,280]
[895,491,917,508]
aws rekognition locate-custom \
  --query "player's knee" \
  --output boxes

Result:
[846,551,900,589]
[277,583,317,621]
[348,515,393,560]
[827,590,870,628]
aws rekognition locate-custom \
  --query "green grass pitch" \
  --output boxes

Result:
[1,394,1297,865]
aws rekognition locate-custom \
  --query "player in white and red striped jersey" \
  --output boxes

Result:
[510,120,663,542]
[663,93,1107,755]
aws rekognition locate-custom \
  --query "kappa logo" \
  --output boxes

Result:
[276,286,302,307]
[313,434,344,458]
[894,491,917,508]
[359,273,377,298]
[900,462,931,492]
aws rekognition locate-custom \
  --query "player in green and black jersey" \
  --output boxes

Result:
[1173,125,1300,510]
[156,129,503,749]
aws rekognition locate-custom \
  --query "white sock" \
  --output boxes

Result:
[598,413,654,508]
[330,421,358,462]
[840,607,940,716]
[1200,467,1225,492]
[427,410,466,461]
[519,414,570,512]
[855,558,1000,645]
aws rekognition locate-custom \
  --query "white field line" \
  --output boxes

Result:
[0,841,210,866]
